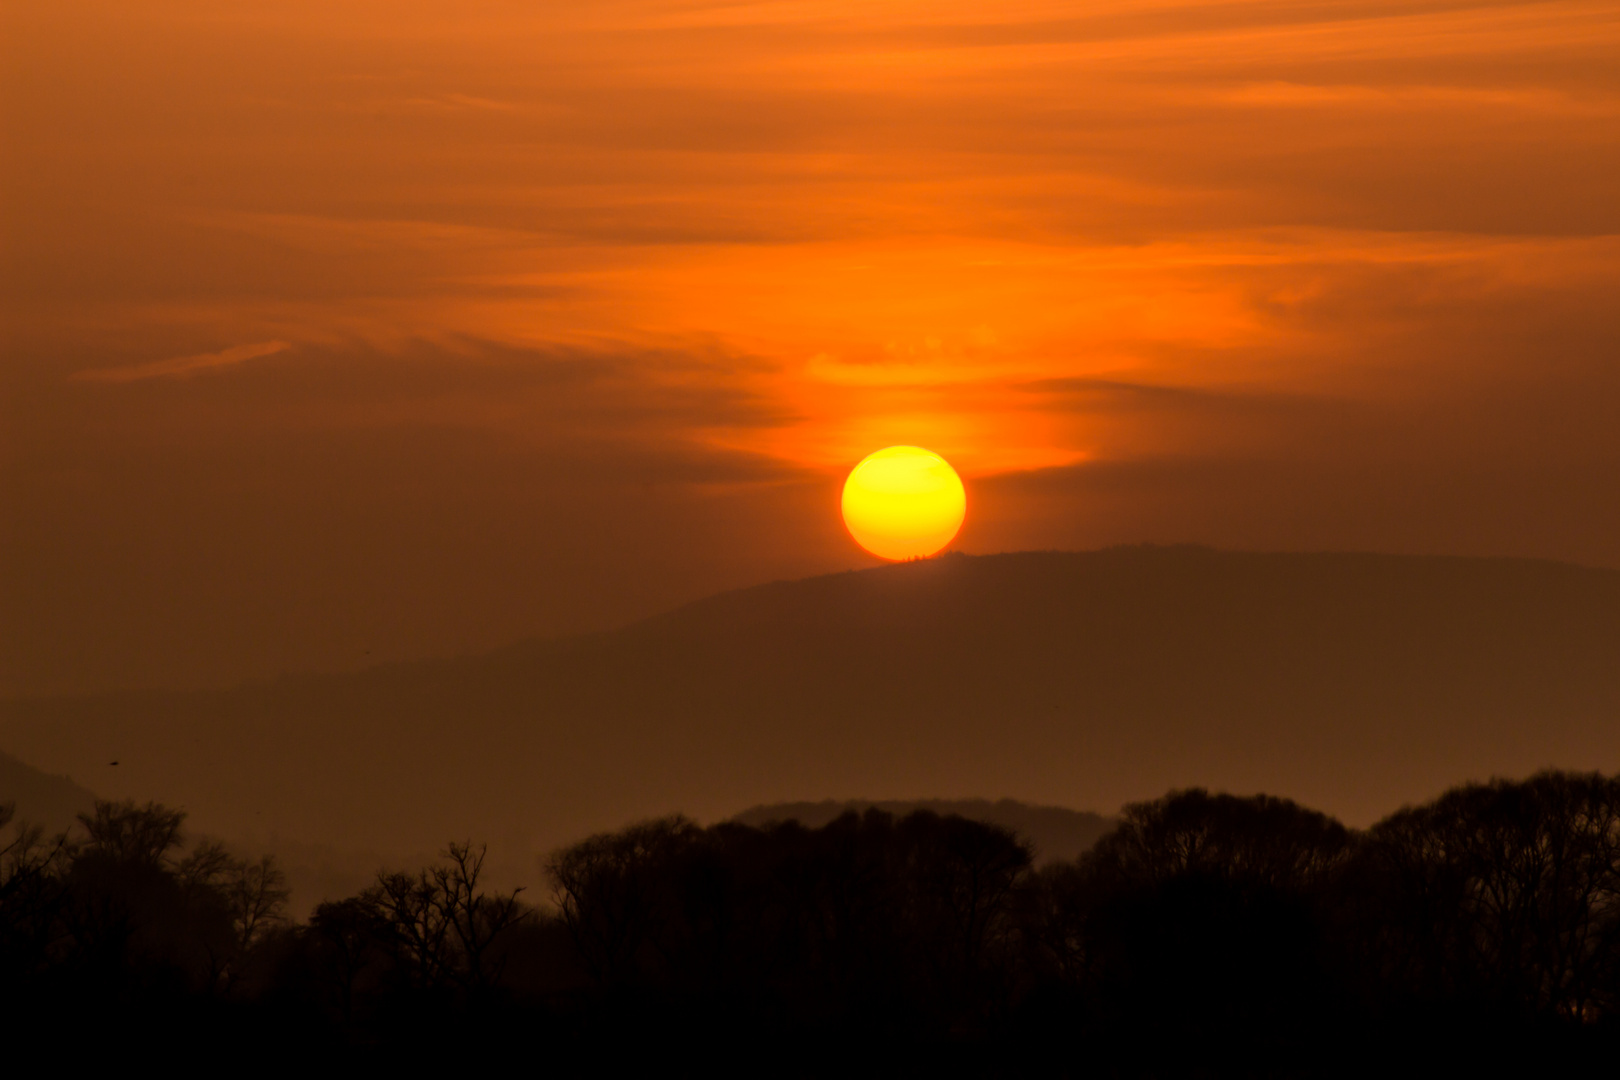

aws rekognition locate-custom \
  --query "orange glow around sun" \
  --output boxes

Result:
[841,446,967,560]
[11,0,1617,551]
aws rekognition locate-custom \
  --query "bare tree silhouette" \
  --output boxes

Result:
[77,800,186,867]
[1087,788,1353,891]
[914,813,1032,978]
[0,803,73,979]
[546,817,695,987]
[368,841,528,991]
[1365,771,1620,1018]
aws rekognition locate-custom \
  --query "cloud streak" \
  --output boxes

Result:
[72,341,292,384]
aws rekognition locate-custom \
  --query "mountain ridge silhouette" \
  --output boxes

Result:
[3,546,1618,893]
[0,749,98,834]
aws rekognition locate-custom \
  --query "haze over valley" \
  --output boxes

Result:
[6,546,1618,904]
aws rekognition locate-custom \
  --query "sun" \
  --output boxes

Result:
[841,446,967,561]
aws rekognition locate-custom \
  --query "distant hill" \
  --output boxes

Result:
[0,749,97,834]
[732,798,1114,865]
[3,547,1620,901]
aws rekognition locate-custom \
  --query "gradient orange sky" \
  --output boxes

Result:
[3,0,1618,693]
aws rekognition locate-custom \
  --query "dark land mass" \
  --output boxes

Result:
[733,798,1114,864]
[3,546,1619,903]
[6,776,1619,1072]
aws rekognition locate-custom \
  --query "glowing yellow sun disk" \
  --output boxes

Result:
[841,446,966,561]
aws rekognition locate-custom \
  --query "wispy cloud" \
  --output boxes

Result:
[71,341,292,384]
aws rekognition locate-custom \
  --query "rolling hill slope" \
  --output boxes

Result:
[0,749,97,834]
[3,546,1618,895]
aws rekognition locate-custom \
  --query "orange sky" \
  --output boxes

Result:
[3,0,1619,693]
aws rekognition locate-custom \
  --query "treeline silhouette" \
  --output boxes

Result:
[4,773,1620,1071]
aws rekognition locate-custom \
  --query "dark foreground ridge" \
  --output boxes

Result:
[4,772,1619,1072]
[4,546,1619,889]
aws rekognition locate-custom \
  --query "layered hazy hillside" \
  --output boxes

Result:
[0,750,97,834]
[3,546,1619,897]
